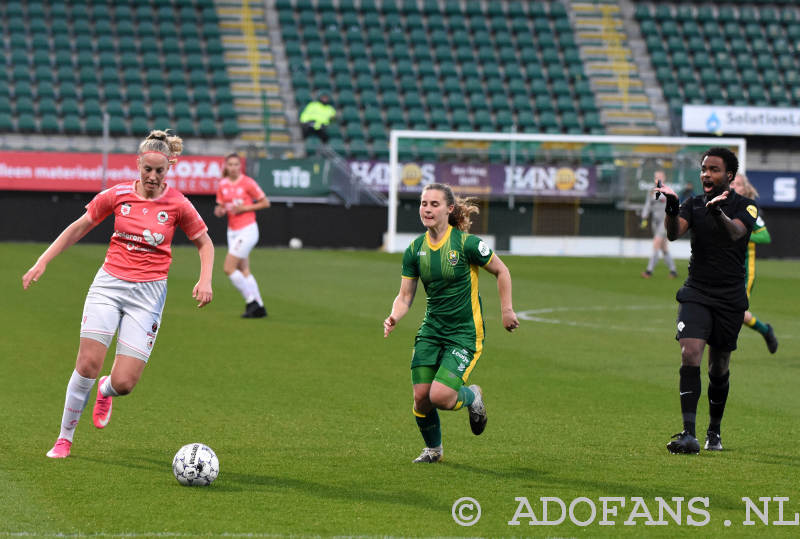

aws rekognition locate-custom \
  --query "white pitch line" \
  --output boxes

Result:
[516,304,675,333]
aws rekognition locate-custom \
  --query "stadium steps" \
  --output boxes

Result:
[214,0,294,156]
[567,0,663,135]
[617,0,672,135]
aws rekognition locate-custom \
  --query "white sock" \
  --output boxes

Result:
[245,274,263,306]
[100,376,120,397]
[664,252,676,272]
[229,270,251,302]
[58,370,95,442]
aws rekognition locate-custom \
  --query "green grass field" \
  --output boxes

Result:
[1,242,798,538]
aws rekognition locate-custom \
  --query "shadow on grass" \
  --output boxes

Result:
[79,454,449,512]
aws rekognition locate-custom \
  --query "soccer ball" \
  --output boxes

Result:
[172,443,219,486]
[289,237,303,249]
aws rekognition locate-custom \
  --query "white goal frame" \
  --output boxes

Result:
[387,131,747,253]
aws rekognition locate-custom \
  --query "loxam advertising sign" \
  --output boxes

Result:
[0,151,234,194]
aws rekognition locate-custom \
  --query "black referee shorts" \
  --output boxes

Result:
[675,286,745,352]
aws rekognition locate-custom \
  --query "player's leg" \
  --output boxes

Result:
[410,338,443,462]
[48,273,126,458]
[667,300,711,454]
[227,224,265,318]
[659,237,677,277]
[743,310,778,354]
[431,344,487,435]
[705,347,731,451]
[703,305,743,450]
[643,236,661,277]
[93,279,166,429]
[238,255,266,318]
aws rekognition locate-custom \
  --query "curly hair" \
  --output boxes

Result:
[138,129,183,166]
[423,183,480,232]
[702,147,738,182]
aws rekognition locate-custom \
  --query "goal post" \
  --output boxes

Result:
[386,131,747,254]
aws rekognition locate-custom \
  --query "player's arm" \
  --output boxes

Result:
[705,190,748,241]
[191,232,214,307]
[22,213,96,289]
[234,196,270,213]
[384,277,417,338]
[482,255,519,332]
[655,184,689,240]
[750,222,771,244]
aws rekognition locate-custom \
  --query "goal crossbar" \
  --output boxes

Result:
[387,130,747,253]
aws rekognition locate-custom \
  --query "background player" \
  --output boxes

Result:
[383,183,519,463]
[655,147,756,454]
[641,170,678,279]
[214,153,270,318]
[22,130,214,459]
[730,173,778,353]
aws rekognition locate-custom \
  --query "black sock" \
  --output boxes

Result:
[679,365,702,436]
[708,371,730,434]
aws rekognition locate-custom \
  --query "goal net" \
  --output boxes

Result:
[386,131,746,257]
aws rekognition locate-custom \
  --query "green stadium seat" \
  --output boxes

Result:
[128,101,148,118]
[60,114,81,134]
[82,114,102,134]
[130,116,150,136]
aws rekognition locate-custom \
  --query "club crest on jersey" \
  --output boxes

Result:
[143,229,165,247]
[157,210,168,223]
[448,250,459,266]
[746,205,758,218]
[120,203,131,216]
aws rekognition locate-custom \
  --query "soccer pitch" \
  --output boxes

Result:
[1,243,798,538]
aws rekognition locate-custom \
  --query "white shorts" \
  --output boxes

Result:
[80,268,168,362]
[227,222,259,259]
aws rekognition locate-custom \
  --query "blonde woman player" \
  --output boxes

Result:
[22,130,214,459]
[730,173,778,353]
[214,153,270,318]
[383,183,519,463]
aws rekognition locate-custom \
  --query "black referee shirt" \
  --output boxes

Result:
[678,190,758,303]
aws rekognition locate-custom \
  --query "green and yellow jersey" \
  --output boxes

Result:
[401,225,494,352]
[745,213,770,298]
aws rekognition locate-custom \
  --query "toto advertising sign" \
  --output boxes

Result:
[0,151,233,195]
[349,160,596,198]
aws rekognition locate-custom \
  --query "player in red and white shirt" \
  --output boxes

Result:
[22,130,215,459]
[214,152,270,318]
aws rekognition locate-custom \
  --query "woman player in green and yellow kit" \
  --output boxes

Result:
[383,183,519,463]
[731,174,778,353]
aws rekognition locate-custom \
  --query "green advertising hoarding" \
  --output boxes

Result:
[256,158,331,197]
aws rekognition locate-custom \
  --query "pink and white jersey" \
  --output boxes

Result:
[86,181,208,282]
[216,175,266,231]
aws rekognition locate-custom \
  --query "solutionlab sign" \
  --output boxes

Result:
[0,151,232,195]
[349,160,596,198]
[682,105,800,136]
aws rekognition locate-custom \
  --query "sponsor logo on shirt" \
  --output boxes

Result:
[478,241,490,257]
[677,321,686,332]
[417,251,427,256]
[143,229,164,247]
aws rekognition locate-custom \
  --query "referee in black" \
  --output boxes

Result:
[655,147,758,454]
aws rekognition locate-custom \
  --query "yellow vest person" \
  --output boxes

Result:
[300,94,336,143]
